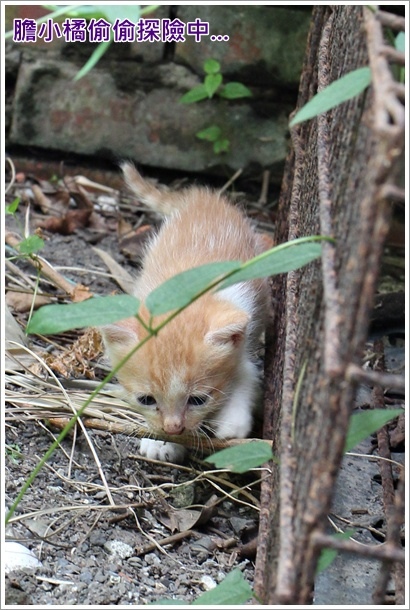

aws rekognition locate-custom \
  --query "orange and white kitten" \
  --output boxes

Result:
[101,164,269,462]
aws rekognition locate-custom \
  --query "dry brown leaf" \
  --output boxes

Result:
[31,182,71,216]
[93,247,135,294]
[159,495,219,533]
[69,184,94,210]
[43,328,103,379]
[37,209,92,234]
[6,290,52,313]
[69,175,117,195]
[31,184,53,213]
[71,284,93,303]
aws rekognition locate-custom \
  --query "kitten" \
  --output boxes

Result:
[101,164,269,463]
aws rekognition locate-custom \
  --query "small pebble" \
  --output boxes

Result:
[200,574,217,591]
[144,552,161,566]
[4,542,41,573]
[104,540,134,559]
[79,571,93,585]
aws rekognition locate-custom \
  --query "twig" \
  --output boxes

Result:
[380,45,405,65]
[258,170,270,205]
[364,7,405,133]
[6,502,146,524]
[134,529,196,556]
[346,363,405,392]
[220,168,243,194]
[372,339,405,604]
[329,513,386,540]
[312,532,405,563]
[5,157,16,195]
[376,10,405,31]
[5,257,38,289]
[58,416,274,454]
[129,454,265,509]
[5,232,91,299]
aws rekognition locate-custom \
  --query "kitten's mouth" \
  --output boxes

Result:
[162,424,185,436]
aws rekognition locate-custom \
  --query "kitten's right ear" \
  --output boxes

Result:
[100,319,139,362]
[101,321,138,345]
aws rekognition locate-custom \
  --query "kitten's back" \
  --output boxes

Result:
[122,163,267,294]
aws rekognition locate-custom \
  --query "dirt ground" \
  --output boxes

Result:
[4,160,270,606]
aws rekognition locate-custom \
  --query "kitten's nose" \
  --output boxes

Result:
[163,418,185,435]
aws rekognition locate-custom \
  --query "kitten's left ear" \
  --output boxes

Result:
[205,309,249,347]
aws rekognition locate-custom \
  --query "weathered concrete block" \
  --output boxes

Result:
[174,5,311,86]
[6,6,311,177]
[9,57,290,174]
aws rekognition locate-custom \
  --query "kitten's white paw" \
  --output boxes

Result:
[215,412,253,439]
[139,439,186,463]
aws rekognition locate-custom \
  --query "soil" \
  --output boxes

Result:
[4,160,268,606]
[5,419,259,606]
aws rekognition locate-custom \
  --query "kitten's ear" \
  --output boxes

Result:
[100,318,139,363]
[100,319,139,345]
[205,309,249,347]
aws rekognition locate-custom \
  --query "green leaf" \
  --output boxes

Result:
[316,530,354,574]
[344,409,402,452]
[100,6,141,23]
[289,67,372,127]
[26,295,140,335]
[5,197,20,215]
[17,235,44,255]
[5,4,105,38]
[41,5,105,21]
[205,441,274,474]
[213,138,230,154]
[196,125,222,142]
[145,261,240,316]
[204,58,221,75]
[219,237,328,289]
[180,84,209,104]
[395,31,405,53]
[204,73,223,98]
[140,5,161,17]
[192,569,253,605]
[219,82,252,99]
[74,40,113,81]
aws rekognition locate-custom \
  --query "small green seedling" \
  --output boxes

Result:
[6,443,23,464]
[180,58,252,104]
[5,197,45,256]
[180,59,252,154]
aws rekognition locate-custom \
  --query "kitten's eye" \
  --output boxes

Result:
[187,395,208,407]
[137,395,157,407]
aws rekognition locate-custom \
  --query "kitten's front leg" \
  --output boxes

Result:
[213,360,259,439]
[139,438,186,463]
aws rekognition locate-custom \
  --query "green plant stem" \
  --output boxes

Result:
[26,267,42,331]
